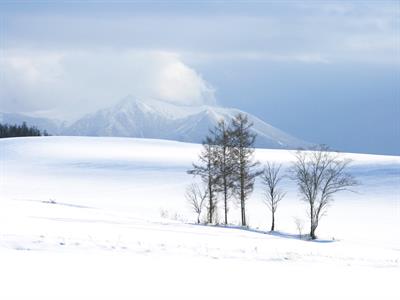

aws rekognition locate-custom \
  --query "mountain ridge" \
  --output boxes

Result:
[1,97,311,149]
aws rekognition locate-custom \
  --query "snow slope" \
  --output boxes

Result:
[0,136,399,299]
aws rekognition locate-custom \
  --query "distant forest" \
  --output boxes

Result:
[0,122,50,138]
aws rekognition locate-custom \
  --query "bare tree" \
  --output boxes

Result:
[230,114,261,227]
[188,136,219,224]
[262,162,285,231]
[293,217,305,240]
[291,145,357,239]
[185,183,207,224]
[212,120,236,225]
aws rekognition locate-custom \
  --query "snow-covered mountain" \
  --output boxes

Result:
[64,97,310,149]
[1,97,310,149]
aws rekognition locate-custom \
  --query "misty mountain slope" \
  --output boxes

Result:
[65,97,310,149]
[0,112,63,135]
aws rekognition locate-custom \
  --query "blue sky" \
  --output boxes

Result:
[0,1,399,154]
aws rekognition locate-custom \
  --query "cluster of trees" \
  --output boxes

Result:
[186,113,357,240]
[187,114,261,227]
[0,122,49,138]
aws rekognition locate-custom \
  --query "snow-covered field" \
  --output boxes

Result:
[1,136,399,299]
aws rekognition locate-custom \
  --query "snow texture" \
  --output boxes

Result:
[0,136,399,299]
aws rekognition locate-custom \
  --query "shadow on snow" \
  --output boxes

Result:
[190,223,335,243]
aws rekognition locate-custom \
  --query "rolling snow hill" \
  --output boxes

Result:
[0,136,399,299]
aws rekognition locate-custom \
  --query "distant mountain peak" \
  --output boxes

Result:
[63,97,311,149]
[1,97,311,149]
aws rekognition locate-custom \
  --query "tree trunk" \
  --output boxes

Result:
[241,201,246,226]
[209,196,213,224]
[310,218,317,239]
[224,184,228,225]
[271,212,275,231]
[310,205,315,239]
[241,191,246,226]
[310,216,318,239]
[209,200,212,224]
[310,226,317,240]
[240,169,246,226]
[208,179,213,224]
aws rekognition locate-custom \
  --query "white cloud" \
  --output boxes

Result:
[0,49,216,119]
[155,59,215,106]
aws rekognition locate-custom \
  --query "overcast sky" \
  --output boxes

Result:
[0,1,399,154]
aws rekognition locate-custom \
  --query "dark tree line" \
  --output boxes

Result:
[186,114,357,240]
[0,122,49,138]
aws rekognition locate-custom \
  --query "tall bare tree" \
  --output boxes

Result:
[262,162,285,231]
[212,120,236,225]
[188,136,219,224]
[185,183,207,224]
[291,145,357,239]
[231,114,261,227]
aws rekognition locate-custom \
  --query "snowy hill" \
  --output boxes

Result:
[64,97,310,149]
[0,136,399,299]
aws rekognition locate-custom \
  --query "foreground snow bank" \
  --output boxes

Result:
[0,136,399,299]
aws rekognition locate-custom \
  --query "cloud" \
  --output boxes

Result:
[0,49,216,119]
[1,1,397,119]
[3,2,398,66]
[155,58,215,106]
